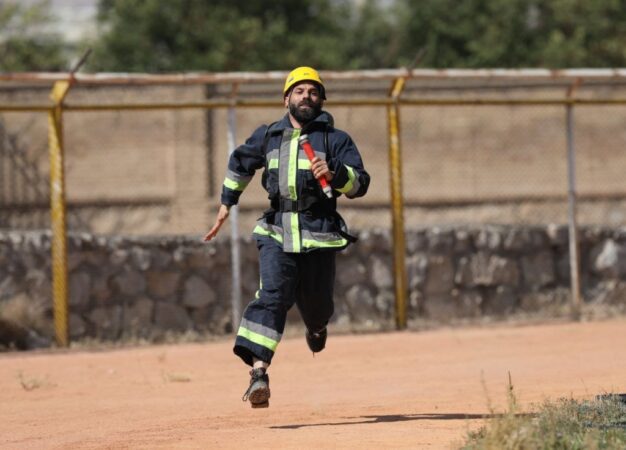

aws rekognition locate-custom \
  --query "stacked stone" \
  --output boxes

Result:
[0,231,53,338]
[0,231,259,341]
[334,225,626,324]
[1,225,626,342]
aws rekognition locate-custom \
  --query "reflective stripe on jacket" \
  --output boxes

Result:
[220,111,370,253]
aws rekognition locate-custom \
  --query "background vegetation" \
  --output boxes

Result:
[462,394,626,449]
[2,0,626,72]
[0,0,67,71]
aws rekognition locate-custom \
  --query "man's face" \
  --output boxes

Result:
[285,81,323,125]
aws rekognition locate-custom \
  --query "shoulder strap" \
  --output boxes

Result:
[263,122,278,151]
[324,124,329,160]
[263,121,279,171]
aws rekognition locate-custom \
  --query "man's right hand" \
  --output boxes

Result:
[203,204,231,241]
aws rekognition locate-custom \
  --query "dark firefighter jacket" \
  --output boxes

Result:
[220,111,370,253]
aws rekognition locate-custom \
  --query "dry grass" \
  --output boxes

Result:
[461,378,626,450]
[161,371,192,383]
[17,371,55,391]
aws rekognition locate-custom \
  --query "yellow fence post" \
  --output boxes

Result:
[387,77,408,330]
[48,80,71,347]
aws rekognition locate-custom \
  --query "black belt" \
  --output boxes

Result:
[272,196,320,212]
[270,197,358,243]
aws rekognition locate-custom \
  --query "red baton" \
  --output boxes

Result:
[299,134,333,199]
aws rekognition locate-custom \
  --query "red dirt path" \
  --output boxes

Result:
[2,318,625,449]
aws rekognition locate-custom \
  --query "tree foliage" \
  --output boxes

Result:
[3,0,626,72]
[0,0,68,71]
[342,0,401,69]
[91,0,626,72]
[90,0,354,72]
[395,0,626,68]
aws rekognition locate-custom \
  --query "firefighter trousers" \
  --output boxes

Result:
[234,236,336,366]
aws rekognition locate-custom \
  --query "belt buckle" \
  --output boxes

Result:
[279,198,294,212]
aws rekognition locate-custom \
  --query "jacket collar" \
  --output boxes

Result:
[268,111,334,135]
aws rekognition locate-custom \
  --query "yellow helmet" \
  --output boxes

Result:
[283,66,326,99]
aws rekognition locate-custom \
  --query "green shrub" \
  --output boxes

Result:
[462,394,626,449]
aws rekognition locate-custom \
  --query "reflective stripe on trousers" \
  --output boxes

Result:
[233,236,335,366]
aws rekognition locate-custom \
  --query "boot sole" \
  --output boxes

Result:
[249,387,270,408]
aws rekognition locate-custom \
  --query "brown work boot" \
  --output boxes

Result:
[241,368,270,408]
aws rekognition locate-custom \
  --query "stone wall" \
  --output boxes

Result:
[1,225,626,343]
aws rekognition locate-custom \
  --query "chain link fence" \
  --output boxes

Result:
[2,75,626,237]
[2,71,626,342]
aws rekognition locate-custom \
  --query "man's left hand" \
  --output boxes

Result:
[310,157,333,181]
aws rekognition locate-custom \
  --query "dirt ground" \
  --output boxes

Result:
[2,318,625,449]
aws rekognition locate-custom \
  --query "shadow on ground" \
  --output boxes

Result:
[270,412,533,430]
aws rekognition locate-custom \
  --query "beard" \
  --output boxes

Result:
[289,98,322,125]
